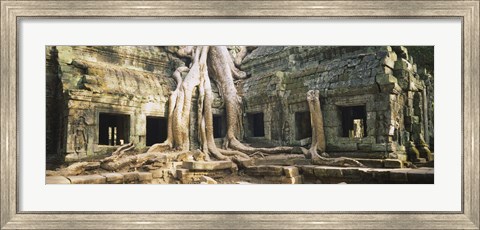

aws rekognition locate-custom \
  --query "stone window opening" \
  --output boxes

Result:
[213,114,227,138]
[98,113,130,146]
[146,116,168,146]
[246,112,265,137]
[340,106,367,138]
[295,111,312,140]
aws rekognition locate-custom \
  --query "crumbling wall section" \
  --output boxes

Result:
[49,46,180,161]
[240,46,433,160]
[48,46,225,162]
[391,46,433,161]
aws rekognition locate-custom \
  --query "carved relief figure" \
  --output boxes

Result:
[73,116,88,154]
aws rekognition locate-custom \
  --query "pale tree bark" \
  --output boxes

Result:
[148,46,203,152]
[307,90,326,157]
[306,90,365,167]
[208,46,295,155]
[229,46,248,80]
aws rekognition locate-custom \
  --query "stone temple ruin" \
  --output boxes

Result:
[46,46,434,184]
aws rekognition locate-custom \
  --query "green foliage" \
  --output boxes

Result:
[405,46,434,75]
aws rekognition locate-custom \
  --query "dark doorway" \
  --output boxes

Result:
[340,106,367,138]
[247,113,265,137]
[213,115,226,138]
[98,113,130,146]
[295,111,312,140]
[146,116,168,146]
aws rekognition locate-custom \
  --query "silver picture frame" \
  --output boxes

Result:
[1,1,478,229]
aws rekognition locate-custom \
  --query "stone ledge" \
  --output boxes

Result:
[150,169,165,178]
[244,165,285,176]
[261,175,303,184]
[357,159,384,168]
[384,159,403,168]
[121,172,139,183]
[46,176,71,184]
[389,171,408,183]
[101,173,124,184]
[355,159,403,168]
[68,175,106,184]
[183,161,234,171]
[176,168,235,184]
[314,167,343,178]
[138,172,153,182]
[283,166,299,178]
[302,166,433,184]
[253,154,309,166]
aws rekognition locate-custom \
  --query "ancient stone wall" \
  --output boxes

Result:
[240,46,433,160]
[47,46,181,162]
[47,46,227,162]
[47,46,433,163]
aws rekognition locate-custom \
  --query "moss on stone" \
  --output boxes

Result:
[418,146,433,161]
[407,145,420,162]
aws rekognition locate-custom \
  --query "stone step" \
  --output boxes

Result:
[243,165,303,184]
[245,164,428,184]
[244,165,300,178]
[176,168,235,184]
[182,160,235,171]
[101,173,124,184]
[414,160,434,167]
[252,154,403,169]
[327,152,387,159]
[47,172,154,184]
[46,176,71,184]
[260,175,303,184]
[414,158,427,163]
[357,159,403,168]
[244,165,285,177]
[68,175,106,184]
[253,154,309,166]
[298,165,434,184]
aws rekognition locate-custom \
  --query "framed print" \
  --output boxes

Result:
[1,1,479,229]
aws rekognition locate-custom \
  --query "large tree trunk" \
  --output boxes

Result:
[208,46,295,155]
[306,90,365,167]
[307,90,326,156]
[148,47,203,152]
[172,47,203,151]
[148,46,363,168]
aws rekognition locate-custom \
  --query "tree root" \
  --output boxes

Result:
[100,152,161,171]
[306,90,365,168]
[101,142,136,164]
[144,47,365,170]
[248,151,269,158]
[312,157,365,167]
